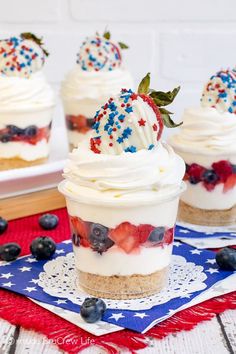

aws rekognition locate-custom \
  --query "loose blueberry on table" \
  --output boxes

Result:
[0,217,8,235]
[39,214,59,230]
[80,298,106,323]
[30,236,56,260]
[216,247,236,271]
[0,243,21,261]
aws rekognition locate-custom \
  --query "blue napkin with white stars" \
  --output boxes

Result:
[175,224,236,239]
[0,240,234,333]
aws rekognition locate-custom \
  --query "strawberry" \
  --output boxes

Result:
[164,228,174,244]
[186,163,206,184]
[137,224,155,244]
[212,160,233,182]
[109,222,139,253]
[223,174,236,193]
[70,216,90,247]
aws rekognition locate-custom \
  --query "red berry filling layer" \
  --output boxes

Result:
[66,115,94,133]
[0,123,51,145]
[185,160,236,192]
[70,216,174,255]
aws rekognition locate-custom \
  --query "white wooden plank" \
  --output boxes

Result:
[0,318,16,354]
[15,328,62,354]
[137,318,229,354]
[219,310,236,353]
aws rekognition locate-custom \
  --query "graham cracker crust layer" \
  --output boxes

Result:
[0,157,47,171]
[178,200,236,226]
[78,267,169,299]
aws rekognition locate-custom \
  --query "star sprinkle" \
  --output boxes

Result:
[138,118,146,126]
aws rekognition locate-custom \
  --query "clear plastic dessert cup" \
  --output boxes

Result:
[59,180,185,299]
[174,148,236,226]
[62,97,98,151]
[0,105,55,171]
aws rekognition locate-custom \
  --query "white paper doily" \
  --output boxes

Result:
[38,253,207,311]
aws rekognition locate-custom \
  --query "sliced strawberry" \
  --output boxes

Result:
[139,94,164,140]
[164,227,174,245]
[70,216,90,247]
[224,174,236,193]
[212,160,233,182]
[137,224,155,244]
[109,222,139,253]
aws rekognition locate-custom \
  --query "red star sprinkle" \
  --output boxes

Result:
[153,124,157,131]
[138,118,146,127]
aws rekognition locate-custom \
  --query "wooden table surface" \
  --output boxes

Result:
[0,310,235,354]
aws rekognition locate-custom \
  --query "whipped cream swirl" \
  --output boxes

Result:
[62,139,185,206]
[61,66,133,101]
[0,71,55,111]
[170,107,236,154]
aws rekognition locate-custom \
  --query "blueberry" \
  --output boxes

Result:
[80,298,106,323]
[87,118,95,128]
[72,233,80,246]
[66,120,75,131]
[30,236,56,260]
[189,176,199,184]
[0,243,21,261]
[1,134,11,143]
[0,217,8,235]
[89,223,114,254]
[7,125,24,136]
[24,125,38,137]
[216,247,236,271]
[232,164,236,174]
[148,227,165,243]
[39,214,59,230]
[202,170,219,184]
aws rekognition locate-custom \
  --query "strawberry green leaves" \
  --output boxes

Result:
[103,31,111,40]
[138,73,150,95]
[20,32,49,56]
[118,42,129,49]
[138,73,182,129]
[103,31,129,49]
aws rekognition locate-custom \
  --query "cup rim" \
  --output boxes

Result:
[58,180,186,208]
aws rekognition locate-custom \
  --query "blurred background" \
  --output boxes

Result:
[1,0,236,138]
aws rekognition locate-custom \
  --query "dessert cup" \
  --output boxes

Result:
[0,33,55,170]
[0,105,54,171]
[173,147,236,226]
[59,180,185,299]
[61,32,133,151]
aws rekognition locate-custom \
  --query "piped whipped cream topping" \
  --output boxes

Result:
[90,89,162,155]
[63,138,185,205]
[77,35,122,72]
[201,69,236,114]
[170,107,236,155]
[0,34,47,78]
[61,67,133,102]
[0,71,55,111]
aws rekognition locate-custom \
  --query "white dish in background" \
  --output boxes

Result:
[0,127,69,199]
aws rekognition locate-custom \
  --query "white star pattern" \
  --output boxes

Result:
[168,309,176,315]
[230,233,236,236]
[134,312,149,319]
[55,250,65,255]
[18,266,32,272]
[206,259,217,265]
[109,313,125,321]
[2,281,15,287]
[24,286,37,293]
[62,240,71,244]
[25,258,38,263]
[173,241,182,247]
[190,249,202,255]
[54,299,67,305]
[206,268,219,274]
[0,272,14,279]
[180,294,192,299]
[179,229,190,234]
[29,278,39,284]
